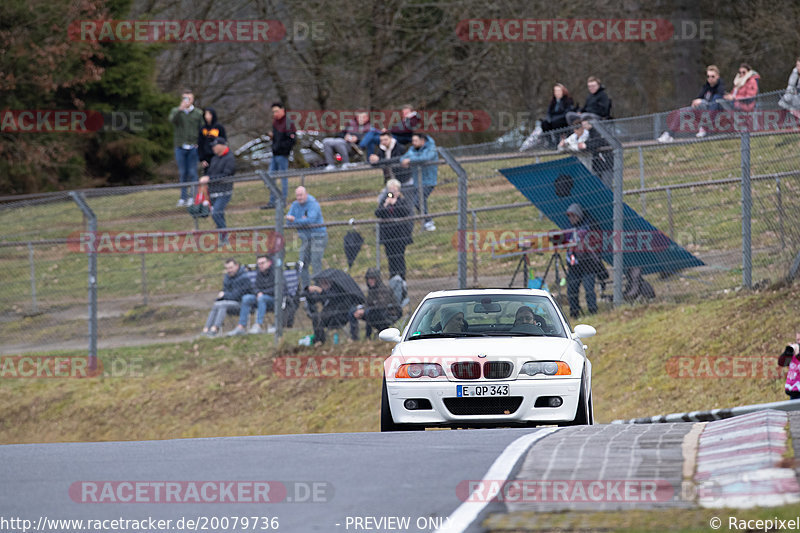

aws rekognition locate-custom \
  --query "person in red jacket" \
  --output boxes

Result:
[721,63,760,112]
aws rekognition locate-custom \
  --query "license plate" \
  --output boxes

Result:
[457,384,509,397]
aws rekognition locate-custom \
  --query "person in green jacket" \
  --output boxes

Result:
[169,90,204,207]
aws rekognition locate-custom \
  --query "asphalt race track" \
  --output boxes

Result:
[0,423,708,533]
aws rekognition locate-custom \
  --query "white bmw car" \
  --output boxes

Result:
[378,289,596,431]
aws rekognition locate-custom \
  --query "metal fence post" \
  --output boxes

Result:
[741,132,752,289]
[471,211,478,286]
[638,145,646,215]
[258,170,284,345]
[27,242,38,315]
[69,192,97,371]
[438,147,468,289]
[776,178,785,249]
[140,253,148,306]
[592,121,624,306]
[375,223,381,271]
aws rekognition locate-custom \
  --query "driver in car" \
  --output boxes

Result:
[512,306,546,334]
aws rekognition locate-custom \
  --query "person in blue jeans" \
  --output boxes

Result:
[229,255,276,336]
[286,186,328,289]
[565,203,600,319]
[168,90,204,206]
[199,137,235,244]
[401,133,439,231]
[261,102,296,209]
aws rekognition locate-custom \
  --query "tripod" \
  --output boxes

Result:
[539,251,567,297]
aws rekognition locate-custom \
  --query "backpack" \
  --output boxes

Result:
[187,183,211,218]
[388,275,408,308]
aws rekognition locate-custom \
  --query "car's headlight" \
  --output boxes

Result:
[519,361,571,376]
[396,363,445,378]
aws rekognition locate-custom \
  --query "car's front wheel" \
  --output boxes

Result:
[380,377,424,432]
[564,378,592,426]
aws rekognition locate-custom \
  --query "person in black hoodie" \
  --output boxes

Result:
[262,102,296,209]
[350,268,402,340]
[199,137,235,237]
[201,258,253,337]
[568,76,611,123]
[198,108,227,172]
[375,178,414,280]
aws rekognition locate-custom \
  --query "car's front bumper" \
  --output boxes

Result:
[385,378,583,425]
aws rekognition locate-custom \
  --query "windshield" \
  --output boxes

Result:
[406,294,567,340]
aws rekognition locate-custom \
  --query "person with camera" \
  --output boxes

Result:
[565,203,602,319]
[375,178,414,280]
[169,89,204,207]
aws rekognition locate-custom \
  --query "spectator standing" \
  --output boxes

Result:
[375,179,414,280]
[779,57,800,119]
[262,102,296,209]
[583,120,614,188]
[565,203,601,319]
[350,268,402,340]
[286,186,328,289]
[201,258,253,337]
[369,130,411,184]
[169,89,204,207]
[198,108,227,172]
[401,133,438,231]
[391,104,421,148]
[199,137,235,242]
[235,254,277,335]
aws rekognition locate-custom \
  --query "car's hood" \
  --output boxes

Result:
[392,336,575,362]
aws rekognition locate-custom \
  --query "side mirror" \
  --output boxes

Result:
[379,328,402,343]
[572,324,596,340]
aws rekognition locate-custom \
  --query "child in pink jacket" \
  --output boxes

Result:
[778,332,800,399]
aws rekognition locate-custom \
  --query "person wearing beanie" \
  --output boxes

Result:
[350,268,402,340]
[439,308,466,334]
[199,137,235,240]
[565,202,601,319]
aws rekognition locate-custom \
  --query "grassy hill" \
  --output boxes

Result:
[1,281,797,444]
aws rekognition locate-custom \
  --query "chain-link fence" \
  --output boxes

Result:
[2,90,799,354]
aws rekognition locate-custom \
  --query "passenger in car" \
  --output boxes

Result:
[440,308,466,334]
